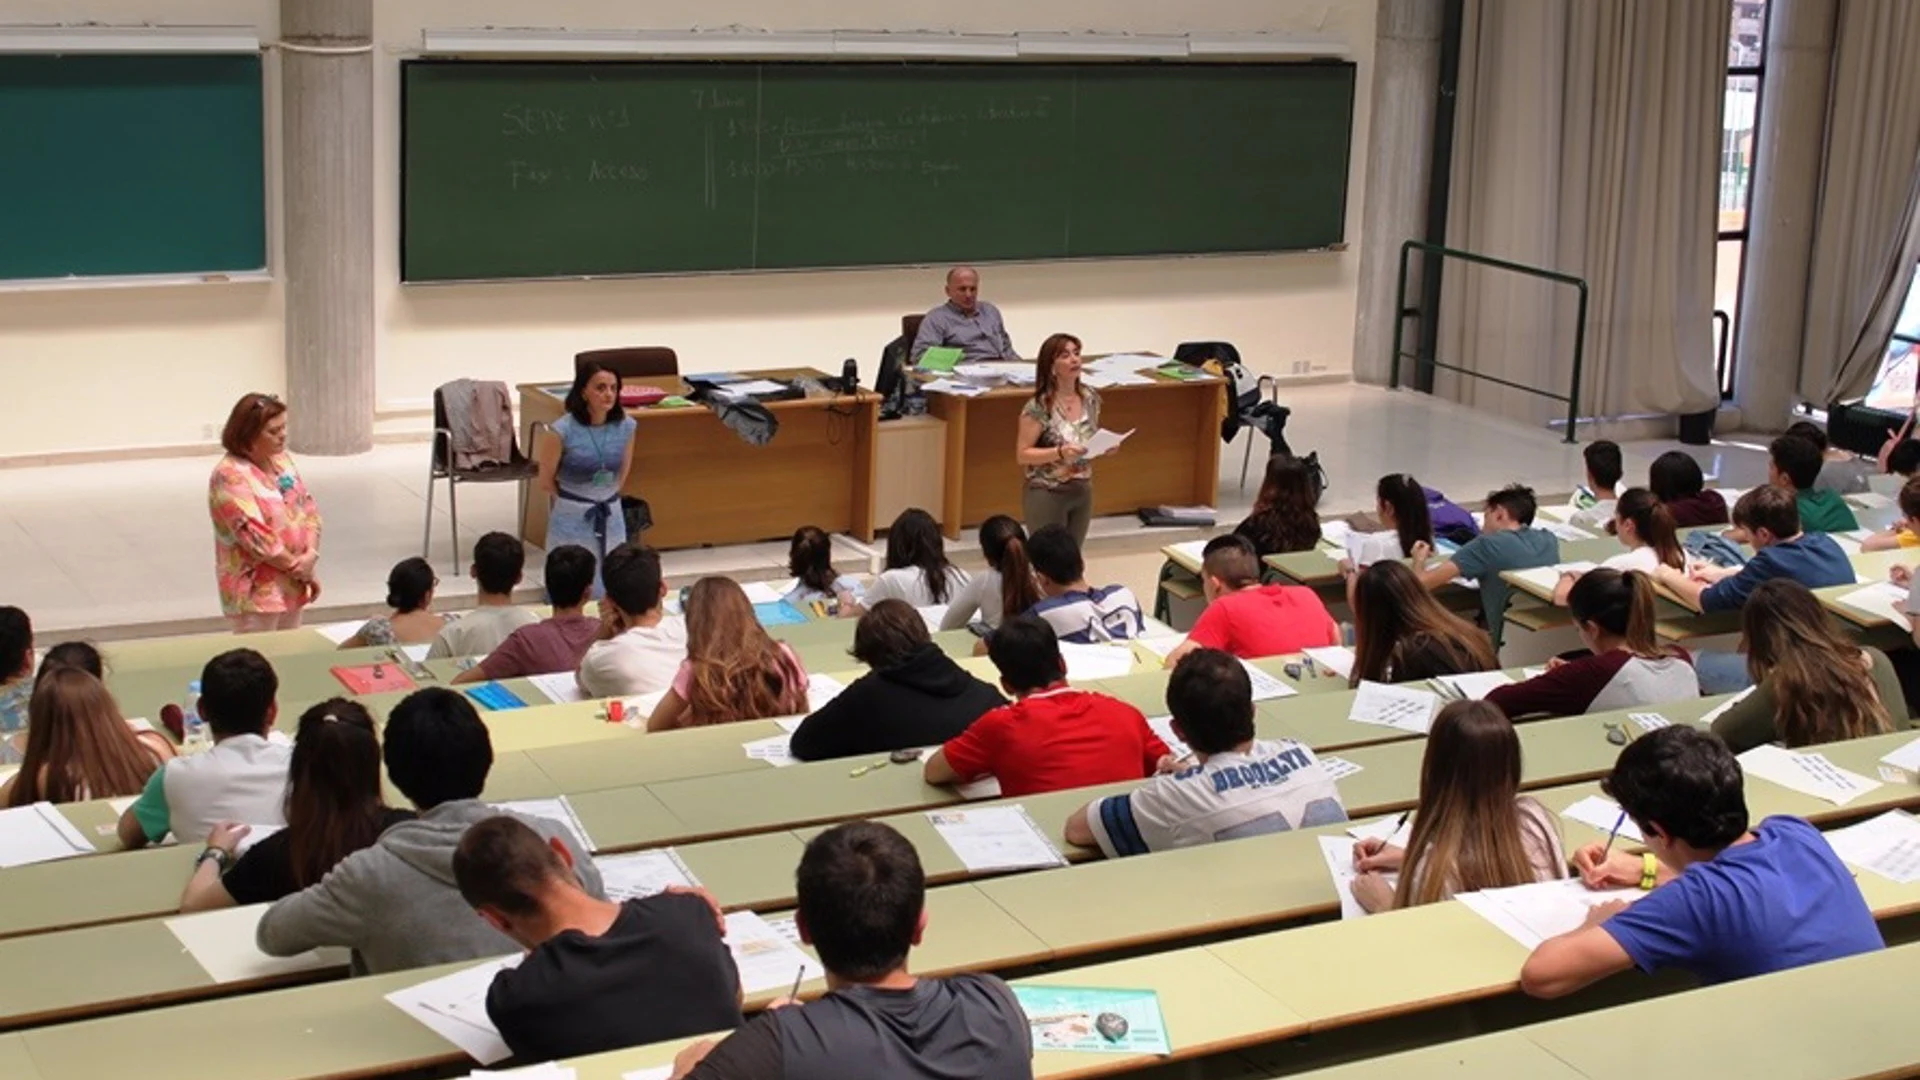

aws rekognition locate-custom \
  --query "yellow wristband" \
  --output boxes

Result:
[1639,851,1659,890]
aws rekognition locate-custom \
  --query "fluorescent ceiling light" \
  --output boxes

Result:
[0,24,259,53]
[1016,33,1188,59]
[420,28,835,57]
[832,32,1018,59]
[1185,33,1351,58]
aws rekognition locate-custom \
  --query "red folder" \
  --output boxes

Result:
[330,664,418,695]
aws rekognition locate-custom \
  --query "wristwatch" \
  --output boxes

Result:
[196,847,233,871]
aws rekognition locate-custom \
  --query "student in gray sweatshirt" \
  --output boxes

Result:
[257,688,603,975]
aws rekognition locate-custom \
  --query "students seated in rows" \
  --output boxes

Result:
[119,649,290,849]
[1550,488,1684,605]
[941,515,1040,633]
[790,600,1002,762]
[1068,649,1346,857]
[1486,571,1698,720]
[1711,580,1903,753]
[924,616,1167,798]
[1348,561,1498,685]
[851,508,968,612]
[1567,439,1623,529]
[1414,484,1560,652]
[257,687,604,975]
[1648,450,1728,528]
[1234,454,1324,557]
[1520,726,1882,997]
[1349,701,1566,913]
[7,641,165,773]
[1654,486,1854,613]
[1342,473,1435,568]
[577,544,687,699]
[1860,474,1920,552]
[455,545,599,684]
[427,532,539,660]
[338,557,445,649]
[1026,525,1145,643]
[671,821,1032,1080]
[2,666,173,806]
[0,606,34,757]
[454,816,741,1063]
[783,525,864,609]
[1770,434,1858,532]
[1788,419,1876,495]
[647,577,809,731]
[1164,536,1338,667]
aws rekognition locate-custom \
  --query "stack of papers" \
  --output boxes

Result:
[386,956,521,1064]
[1560,795,1643,842]
[1302,646,1357,680]
[1346,681,1438,734]
[1145,716,1192,762]
[726,910,825,994]
[1060,642,1137,682]
[1086,353,1163,372]
[1082,370,1155,389]
[165,905,348,983]
[920,378,988,397]
[1836,581,1910,623]
[1241,660,1298,702]
[1822,810,1920,884]
[1319,756,1363,781]
[953,362,1035,384]
[927,805,1068,872]
[741,733,797,768]
[1458,879,1643,949]
[1013,985,1172,1055]
[1317,835,1394,919]
[1430,671,1516,701]
[525,672,585,705]
[1737,745,1880,805]
[0,802,95,867]
[716,379,790,396]
[490,798,595,851]
[593,849,700,901]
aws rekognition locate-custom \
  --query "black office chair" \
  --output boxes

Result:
[1175,340,1281,492]
[423,382,542,569]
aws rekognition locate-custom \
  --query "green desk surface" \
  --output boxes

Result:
[0,845,196,938]
[1282,1029,1590,1080]
[0,916,222,1026]
[0,1035,46,1080]
[99,628,337,670]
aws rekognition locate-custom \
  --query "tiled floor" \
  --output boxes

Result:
[0,382,1773,638]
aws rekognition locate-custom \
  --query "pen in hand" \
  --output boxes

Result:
[1601,809,1626,858]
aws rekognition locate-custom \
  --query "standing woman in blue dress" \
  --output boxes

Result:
[536,362,637,595]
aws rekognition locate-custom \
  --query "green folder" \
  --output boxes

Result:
[1156,363,1200,380]
[919,346,964,373]
[655,395,696,409]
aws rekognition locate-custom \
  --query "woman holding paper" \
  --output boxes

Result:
[1016,333,1106,548]
[1708,580,1901,754]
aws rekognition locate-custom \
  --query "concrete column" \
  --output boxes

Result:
[281,0,375,455]
[1731,0,1836,430]
[1351,0,1445,385]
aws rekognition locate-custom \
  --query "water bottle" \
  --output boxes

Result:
[183,680,207,749]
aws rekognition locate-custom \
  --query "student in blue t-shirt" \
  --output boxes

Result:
[1519,727,1882,998]
[1654,485,1854,613]
[1412,484,1560,652]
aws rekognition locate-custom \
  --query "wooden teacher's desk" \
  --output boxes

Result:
[518,372,881,550]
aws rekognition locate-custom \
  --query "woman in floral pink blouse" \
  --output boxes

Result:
[208,394,323,632]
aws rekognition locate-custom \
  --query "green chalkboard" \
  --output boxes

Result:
[0,53,267,281]
[401,61,1354,282]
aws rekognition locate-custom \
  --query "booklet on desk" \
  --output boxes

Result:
[917,346,964,373]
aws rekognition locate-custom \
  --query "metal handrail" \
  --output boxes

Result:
[1389,240,1589,444]
[1712,309,1732,399]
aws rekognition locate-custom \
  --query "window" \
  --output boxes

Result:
[1863,272,1920,411]
[1718,0,1768,398]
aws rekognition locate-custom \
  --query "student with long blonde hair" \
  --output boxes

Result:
[1711,579,1903,753]
[1,667,173,806]
[1349,701,1566,912]
[1488,570,1698,720]
[1348,561,1497,685]
[646,577,810,730]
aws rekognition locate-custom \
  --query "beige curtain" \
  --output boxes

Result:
[1435,0,1727,426]
[1803,0,1920,403]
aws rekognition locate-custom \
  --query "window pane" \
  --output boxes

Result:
[1897,267,1920,341]
[1731,0,1768,66]
[1864,339,1919,412]
[1715,239,1744,394]
[1720,75,1758,232]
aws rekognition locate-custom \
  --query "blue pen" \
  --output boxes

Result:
[1602,809,1627,857]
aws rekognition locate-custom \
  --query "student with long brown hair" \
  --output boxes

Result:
[1234,454,1322,557]
[942,515,1040,632]
[1349,701,1566,912]
[179,698,413,911]
[1348,561,1497,685]
[646,577,810,730]
[1711,579,1904,753]
[1,667,172,807]
[1015,332,1102,547]
[1488,570,1698,720]
[1550,488,1684,606]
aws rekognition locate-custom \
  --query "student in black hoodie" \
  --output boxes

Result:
[789,600,1004,762]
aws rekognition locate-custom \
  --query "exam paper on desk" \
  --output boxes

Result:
[166,904,349,983]
[386,955,522,1065]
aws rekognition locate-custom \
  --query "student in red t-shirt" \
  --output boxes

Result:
[1164,535,1339,667]
[924,615,1169,798]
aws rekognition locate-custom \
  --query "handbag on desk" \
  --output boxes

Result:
[621,495,653,538]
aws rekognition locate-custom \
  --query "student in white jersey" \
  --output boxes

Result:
[426,532,539,660]
[1065,648,1347,856]
[1024,524,1144,643]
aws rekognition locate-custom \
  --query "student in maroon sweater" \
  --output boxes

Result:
[1486,570,1697,720]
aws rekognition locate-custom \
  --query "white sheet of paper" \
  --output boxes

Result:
[1737,745,1881,806]
[1539,521,1596,543]
[720,379,791,396]
[805,673,846,712]
[594,848,701,901]
[1083,427,1134,459]
[1134,634,1184,660]
[1347,813,1414,849]
[0,802,96,868]
[1431,671,1515,701]
[1851,491,1896,509]
[739,580,788,605]
[927,805,1068,872]
[1241,659,1298,702]
[1166,539,1209,566]
[526,672,586,705]
[1317,519,1354,548]
[1628,713,1672,732]
[1317,835,1390,920]
[385,956,521,1065]
[1880,736,1920,774]
[309,620,362,645]
[491,797,594,850]
[1059,642,1137,682]
[1319,756,1363,781]
[399,644,431,663]
[1145,715,1193,762]
[920,378,989,397]
[1837,581,1908,623]
[726,910,826,994]
[1698,686,1756,727]
[1823,811,1920,884]
[917,604,950,635]
[1458,879,1642,950]
[1302,646,1357,680]
[1087,352,1163,372]
[1346,681,1438,734]
[1082,369,1155,388]
[623,1070,673,1080]
[741,733,797,767]
[1560,795,1644,843]
[165,904,349,983]
[773,715,805,733]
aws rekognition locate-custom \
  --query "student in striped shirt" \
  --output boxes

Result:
[1024,525,1145,644]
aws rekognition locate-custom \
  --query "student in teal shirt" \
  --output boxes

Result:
[1771,434,1858,533]
[1413,485,1560,652]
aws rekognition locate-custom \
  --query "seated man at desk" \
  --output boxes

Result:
[910,266,1019,364]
